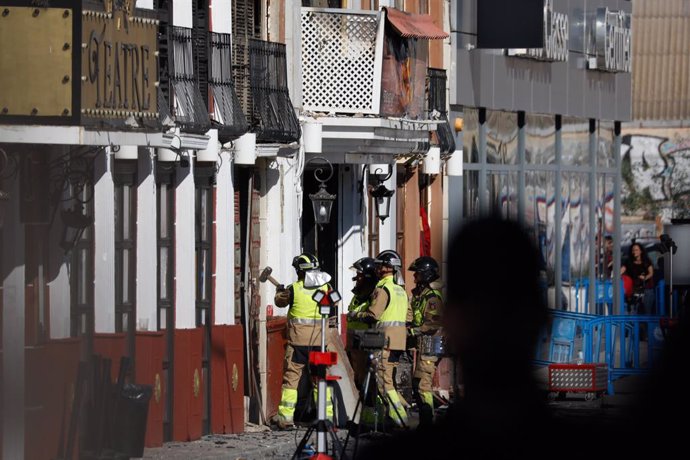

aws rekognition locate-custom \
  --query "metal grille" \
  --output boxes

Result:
[157,4,170,115]
[193,4,209,110]
[249,39,301,143]
[232,0,255,116]
[170,26,210,132]
[301,8,380,114]
[549,364,608,391]
[210,32,248,140]
[428,68,456,155]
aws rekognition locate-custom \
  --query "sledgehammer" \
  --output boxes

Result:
[259,266,284,290]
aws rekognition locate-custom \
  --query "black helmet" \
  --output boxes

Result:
[292,253,319,272]
[408,256,439,284]
[351,257,377,280]
[374,250,402,269]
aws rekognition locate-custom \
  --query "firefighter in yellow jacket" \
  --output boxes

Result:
[272,253,333,429]
[348,250,409,428]
[408,256,444,427]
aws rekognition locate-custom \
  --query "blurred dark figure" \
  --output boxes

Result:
[619,315,689,457]
[359,217,578,459]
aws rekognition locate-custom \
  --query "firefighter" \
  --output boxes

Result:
[348,249,410,428]
[346,257,378,388]
[272,253,333,429]
[407,256,444,427]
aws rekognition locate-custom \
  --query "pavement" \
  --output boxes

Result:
[140,372,648,460]
[141,422,357,460]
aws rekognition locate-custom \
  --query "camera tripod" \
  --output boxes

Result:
[340,349,409,459]
[290,289,345,460]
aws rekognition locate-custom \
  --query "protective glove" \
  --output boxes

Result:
[276,284,286,292]
[346,311,360,321]
[408,327,420,337]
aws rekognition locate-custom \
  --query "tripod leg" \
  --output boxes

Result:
[290,425,316,460]
[351,354,377,460]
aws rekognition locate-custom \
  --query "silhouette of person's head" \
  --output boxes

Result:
[445,216,547,390]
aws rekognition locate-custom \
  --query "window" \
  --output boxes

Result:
[195,163,215,435]
[195,166,214,328]
[70,182,94,340]
[157,166,175,332]
[156,162,175,442]
[114,160,137,354]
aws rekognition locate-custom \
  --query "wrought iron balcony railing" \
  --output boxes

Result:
[233,38,300,143]
[427,68,456,155]
[209,32,248,141]
[168,26,210,132]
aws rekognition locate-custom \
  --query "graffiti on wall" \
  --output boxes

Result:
[620,129,690,221]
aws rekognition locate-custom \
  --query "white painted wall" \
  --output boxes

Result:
[286,0,301,108]
[137,149,157,331]
[338,165,368,308]
[377,165,397,252]
[175,156,196,328]
[137,0,154,9]
[94,148,116,333]
[259,155,304,313]
[173,0,193,28]
[210,0,232,34]
[48,263,71,339]
[214,150,234,325]
[257,154,303,413]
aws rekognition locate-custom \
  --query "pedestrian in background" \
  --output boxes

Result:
[622,242,655,314]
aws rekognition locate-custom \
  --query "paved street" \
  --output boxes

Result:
[141,371,647,460]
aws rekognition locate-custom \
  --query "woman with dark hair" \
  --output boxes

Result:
[621,242,655,314]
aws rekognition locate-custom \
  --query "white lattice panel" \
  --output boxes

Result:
[301,8,381,114]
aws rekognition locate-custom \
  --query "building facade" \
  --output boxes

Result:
[1,1,455,458]
[449,0,632,317]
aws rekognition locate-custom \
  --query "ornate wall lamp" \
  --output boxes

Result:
[306,157,336,227]
[368,165,394,223]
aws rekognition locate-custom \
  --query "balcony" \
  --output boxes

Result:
[233,38,301,144]
[300,7,448,162]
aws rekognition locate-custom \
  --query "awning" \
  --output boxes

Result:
[384,7,449,40]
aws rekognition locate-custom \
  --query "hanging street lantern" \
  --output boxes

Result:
[306,157,336,226]
[309,183,336,226]
[370,183,394,223]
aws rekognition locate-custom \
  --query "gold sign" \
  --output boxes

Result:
[0,7,73,118]
[81,9,158,121]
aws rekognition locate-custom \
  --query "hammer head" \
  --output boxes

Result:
[259,266,273,283]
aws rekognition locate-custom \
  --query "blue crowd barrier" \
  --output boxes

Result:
[537,309,667,395]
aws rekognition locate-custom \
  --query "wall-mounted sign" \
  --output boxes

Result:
[81,8,158,124]
[506,0,568,62]
[0,1,79,125]
[588,8,631,73]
